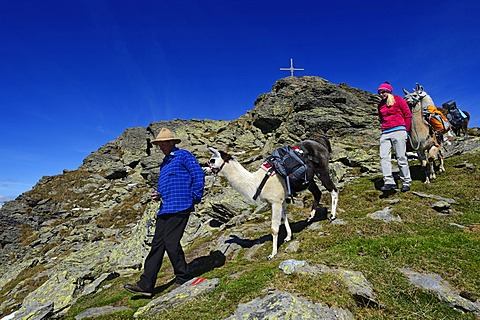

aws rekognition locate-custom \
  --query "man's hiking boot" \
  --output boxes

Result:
[381,184,397,191]
[401,185,410,192]
[124,283,153,297]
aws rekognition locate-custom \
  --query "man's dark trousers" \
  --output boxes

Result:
[138,210,191,292]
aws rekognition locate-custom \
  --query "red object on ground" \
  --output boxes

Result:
[190,278,207,285]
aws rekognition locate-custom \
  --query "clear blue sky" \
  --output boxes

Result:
[1,0,479,201]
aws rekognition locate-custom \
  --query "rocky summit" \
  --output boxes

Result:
[0,76,479,319]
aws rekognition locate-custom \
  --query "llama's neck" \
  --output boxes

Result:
[411,103,431,139]
[219,159,263,202]
[421,94,435,108]
[412,104,424,121]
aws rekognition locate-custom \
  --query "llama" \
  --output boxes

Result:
[448,110,470,137]
[403,83,445,183]
[206,138,339,259]
[452,110,470,136]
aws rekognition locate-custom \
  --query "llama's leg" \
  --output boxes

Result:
[307,183,322,222]
[282,201,292,242]
[428,146,440,180]
[318,173,339,221]
[438,150,445,173]
[417,151,430,184]
[329,190,339,221]
[268,202,283,260]
[429,158,437,180]
[423,161,430,183]
[461,118,468,136]
[444,131,453,146]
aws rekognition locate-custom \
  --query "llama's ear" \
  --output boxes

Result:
[403,88,409,95]
[415,83,424,92]
[207,146,220,156]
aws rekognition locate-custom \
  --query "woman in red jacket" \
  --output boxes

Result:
[377,82,412,192]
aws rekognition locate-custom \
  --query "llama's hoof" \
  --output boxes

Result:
[329,216,337,222]
[267,254,275,260]
[285,236,292,242]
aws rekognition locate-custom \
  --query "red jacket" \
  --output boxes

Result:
[378,95,412,132]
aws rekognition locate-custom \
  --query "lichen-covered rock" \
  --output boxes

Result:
[0,258,40,292]
[12,301,54,320]
[108,202,157,272]
[224,290,354,320]
[16,270,77,316]
[400,268,480,317]
[133,277,220,318]
[279,259,316,275]
[335,268,382,308]
[431,200,451,212]
[279,260,381,308]
[412,192,457,204]
[367,207,402,223]
[74,306,131,320]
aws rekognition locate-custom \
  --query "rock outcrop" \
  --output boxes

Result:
[225,290,355,320]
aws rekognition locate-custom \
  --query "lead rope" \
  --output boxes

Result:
[202,173,217,200]
[201,159,226,202]
[408,97,422,151]
[409,112,421,151]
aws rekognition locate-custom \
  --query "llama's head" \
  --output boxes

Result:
[403,83,432,107]
[206,146,233,174]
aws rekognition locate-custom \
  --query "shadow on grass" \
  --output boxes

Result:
[224,207,329,250]
[371,165,429,198]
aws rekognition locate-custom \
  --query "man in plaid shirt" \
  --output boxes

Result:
[124,128,205,297]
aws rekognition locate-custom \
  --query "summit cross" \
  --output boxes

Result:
[280,58,304,77]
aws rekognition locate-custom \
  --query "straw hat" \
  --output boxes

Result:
[151,128,181,145]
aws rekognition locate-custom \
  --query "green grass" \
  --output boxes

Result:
[63,152,480,319]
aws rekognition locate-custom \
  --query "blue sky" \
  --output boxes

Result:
[1,0,479,201]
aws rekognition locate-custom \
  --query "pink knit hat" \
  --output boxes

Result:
[378,82,393,93]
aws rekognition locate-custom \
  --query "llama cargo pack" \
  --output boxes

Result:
[266,146,309,197]
[424,105,451,135]
[442,100,467,127]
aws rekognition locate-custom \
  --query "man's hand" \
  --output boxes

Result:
[150,191,161,201]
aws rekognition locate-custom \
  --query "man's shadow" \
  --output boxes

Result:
[188,250,226,278]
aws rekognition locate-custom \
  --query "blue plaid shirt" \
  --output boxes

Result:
[157,148,205,215]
